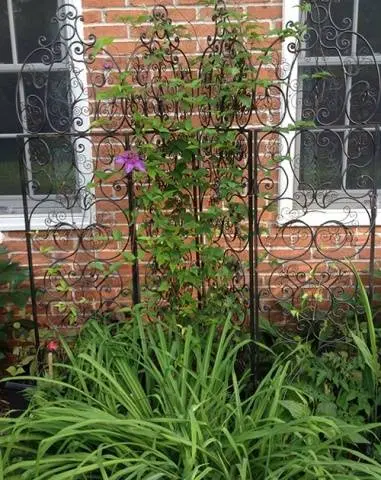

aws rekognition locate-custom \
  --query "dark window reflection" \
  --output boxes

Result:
[13,0,59,63]
[0,74,22,133]
[299,130,343,190]
[305,0,353,58]
[0,139,21,195]
[0,0,12,63]
[350,65,381,124]
[22,70,71,133]
[299,66,346,126]
[346,129,381,189]
[28,137,76,196]
[357,0,381,55]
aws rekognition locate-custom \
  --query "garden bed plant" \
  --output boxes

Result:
[2,314,381,479]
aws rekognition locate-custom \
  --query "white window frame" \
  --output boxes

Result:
[279,0,380,226]
[0,0,93,231]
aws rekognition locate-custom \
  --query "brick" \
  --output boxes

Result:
[11,253,50,266]
[85,25,127,39]
[83,9,103,23]
[107,41,140,55]
[129,24,153,38]
[84,0,124,7]
[247,6,282,20]
[197,7,214,20]
[129,0,173,6]
[3,231,26,241]
[167,7,197,22]
[176,0,200,5]
[105,9,146,23]
[1,240,26,254]
[192,24,217,39]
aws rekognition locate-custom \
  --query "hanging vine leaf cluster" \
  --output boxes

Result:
[91,2,298,324]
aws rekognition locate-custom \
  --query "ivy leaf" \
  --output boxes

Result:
[6,366,25,376]
[157,281,170,292]
[93,36,114,56]
[109,262,123,274]
[94,170,113,181]
[90,261,105,272]
[40,246,53,255]
[123,252,137,263]
[112,229,123,241]
[238,95,252,108]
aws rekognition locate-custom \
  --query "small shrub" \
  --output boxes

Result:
[259,269,381,426]
[0,246,33,375]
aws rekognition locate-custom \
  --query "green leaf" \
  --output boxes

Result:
[316,402,337,417]
[6,365,25,376]
[92,36,114,55]
[112,229,123,241]
[94,170,113,181]
[280,400,310,418]
[90,261,105,272]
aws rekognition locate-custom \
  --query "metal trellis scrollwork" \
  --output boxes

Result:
[15,0,381,366]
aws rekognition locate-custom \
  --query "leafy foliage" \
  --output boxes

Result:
[260,272,381,426]
[0,247,30,311]
[1,316,381,479]
[0,246,31,369]
[85,4,306,326]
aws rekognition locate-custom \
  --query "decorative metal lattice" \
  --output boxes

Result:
[14,0,381,359]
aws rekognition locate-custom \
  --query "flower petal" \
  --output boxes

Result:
[124,163,134,174]
[135,159,146,172]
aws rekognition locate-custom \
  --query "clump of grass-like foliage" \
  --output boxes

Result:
[1,315,381,479]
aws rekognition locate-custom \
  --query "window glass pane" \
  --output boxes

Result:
[305,0,353,57]
[350,65,381,124]
[0,73,21,133]
[28,137,76,196]
[13,0,59,63]
[23,70,71,133]
[346,130,381,189]
[299,130,343,190]
[0,138,76,198]
[0,0,12,63]
[299,66,346,126]
[0,139,21,195]
[357,0,381,55]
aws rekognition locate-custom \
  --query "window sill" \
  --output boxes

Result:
[277,207,375,227]
[0,211,93,232]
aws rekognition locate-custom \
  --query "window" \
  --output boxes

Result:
[280,0,381,225]
[0,0,89,230]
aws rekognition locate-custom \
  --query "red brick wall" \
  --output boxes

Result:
[81,0,282,52]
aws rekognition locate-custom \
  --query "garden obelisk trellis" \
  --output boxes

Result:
[16,1,381,364]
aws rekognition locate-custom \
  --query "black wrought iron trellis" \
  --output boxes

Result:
[14,1,381,373]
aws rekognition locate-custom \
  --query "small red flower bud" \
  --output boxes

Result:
[47,340,59,352]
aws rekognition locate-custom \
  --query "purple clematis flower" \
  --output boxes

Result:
[103,62,113,70]
[115,150,146,174]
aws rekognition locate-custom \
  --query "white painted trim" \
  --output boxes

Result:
[0,213,90,231]
[67,0,95,229]
[278,0,301,225]
[278,0,380,227]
